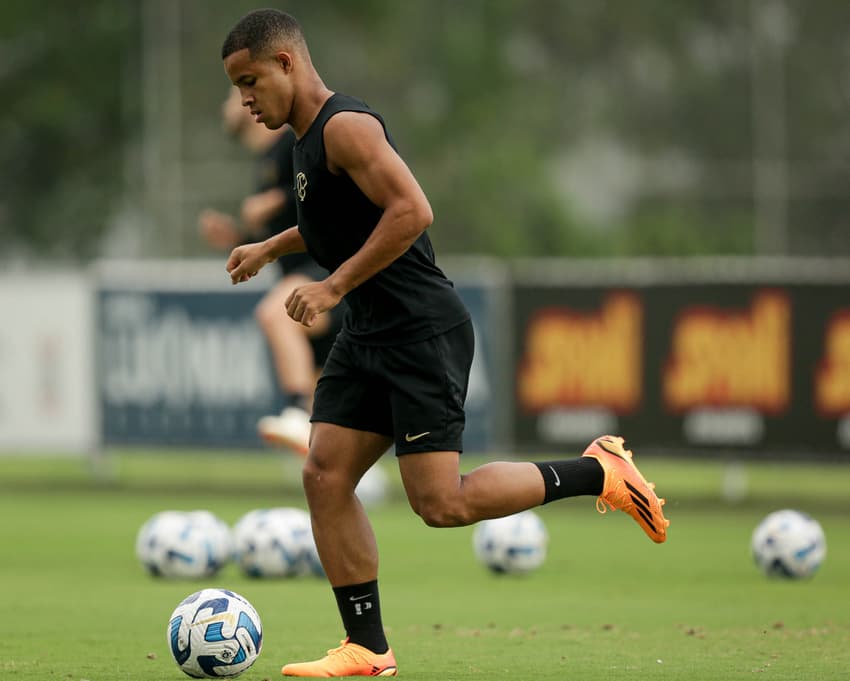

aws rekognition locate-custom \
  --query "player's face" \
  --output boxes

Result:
[224,48,293,130]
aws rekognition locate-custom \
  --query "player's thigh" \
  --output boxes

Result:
[387,320,474,455]
[311,336,394,440]
[308,421,393,483]
[397,450,461,508]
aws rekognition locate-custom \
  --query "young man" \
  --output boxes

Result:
[221,9,669,678]
[199,86,343,454]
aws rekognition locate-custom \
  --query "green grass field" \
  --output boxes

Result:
[1,450,848,681]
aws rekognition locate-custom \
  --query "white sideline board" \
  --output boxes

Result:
[0,272,96,453]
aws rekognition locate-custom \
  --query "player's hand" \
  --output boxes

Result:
[226,242,271,284]
[285,280,343,327]
[198,209,239,250]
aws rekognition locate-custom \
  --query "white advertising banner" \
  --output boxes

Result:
[0,272,96,453]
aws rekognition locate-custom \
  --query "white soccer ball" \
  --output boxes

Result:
[232,507,322,578]
[187,510,235,565]
[297,519,324,578]
[473,510,549,575]
[751,509,827,579]
[167,588,262,678]
[136,510,231,578]
[355,464,389,507]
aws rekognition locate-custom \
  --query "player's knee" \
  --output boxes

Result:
[411,495,472,528]
[302,456,351,499]
[302,457,332,496]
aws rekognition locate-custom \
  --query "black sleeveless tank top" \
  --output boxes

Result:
[255,127,314,273]
[293,93,469,345]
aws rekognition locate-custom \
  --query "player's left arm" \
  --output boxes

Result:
[284,111,432,326]
[325,111,433,293]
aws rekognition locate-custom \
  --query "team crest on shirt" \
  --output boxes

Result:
[296,172,308,201]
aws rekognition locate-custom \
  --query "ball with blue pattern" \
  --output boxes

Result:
[167,588,262,678]
[136,510,232,579]
[751,509,827,579]
[473,510,549,575]
[233,507,323,578]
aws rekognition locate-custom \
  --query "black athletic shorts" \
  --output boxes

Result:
[311,319,474,455]
[310,310,343,367]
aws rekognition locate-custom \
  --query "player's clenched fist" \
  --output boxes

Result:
[226,241,272,284]
[285,280,343,327]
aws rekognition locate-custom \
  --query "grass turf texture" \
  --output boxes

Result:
[0,450,848,681]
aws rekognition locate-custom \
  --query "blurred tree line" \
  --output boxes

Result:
[1,0,847,262]
[1,0,138,260]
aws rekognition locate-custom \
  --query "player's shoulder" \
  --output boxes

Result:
[324,109,384,138]
[323,110,387,168]
[322,91,380,126]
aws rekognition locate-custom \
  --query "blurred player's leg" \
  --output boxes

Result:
[255,274,331,454]
[256,274,329,402]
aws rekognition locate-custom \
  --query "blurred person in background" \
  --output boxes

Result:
[221,9,669,678]
[198,86,342,455]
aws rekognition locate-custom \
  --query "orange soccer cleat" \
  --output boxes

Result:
[281,639,398,677]
[582,435,669,543]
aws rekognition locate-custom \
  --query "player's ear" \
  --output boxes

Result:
[275,51,293,73]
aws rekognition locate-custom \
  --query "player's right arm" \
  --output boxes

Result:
[226,225,306,284]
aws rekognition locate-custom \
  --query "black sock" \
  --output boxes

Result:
[332,580,388,654]
[279,392,311,412]
[290,392,312,412]
[535,458,604,504]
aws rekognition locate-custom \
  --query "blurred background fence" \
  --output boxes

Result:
[1,1,849,461]
[3,256,850,460]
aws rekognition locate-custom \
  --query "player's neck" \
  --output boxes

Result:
[290,75,334,139]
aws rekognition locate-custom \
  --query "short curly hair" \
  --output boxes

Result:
[221,8,305,60]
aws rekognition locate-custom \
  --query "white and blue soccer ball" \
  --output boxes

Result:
[187,510,235,564]
[473,510,549,575]
[751,509,827,579]
[355,464,389,507]
[167,588,262,678]
[232,507,323,578]
[136,510,232,579]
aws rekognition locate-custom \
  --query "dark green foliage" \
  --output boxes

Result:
[1,1,847,259]
[0,0,140,260]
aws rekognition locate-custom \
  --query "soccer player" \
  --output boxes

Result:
[198,87,343,455]
[221,9,669,678]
